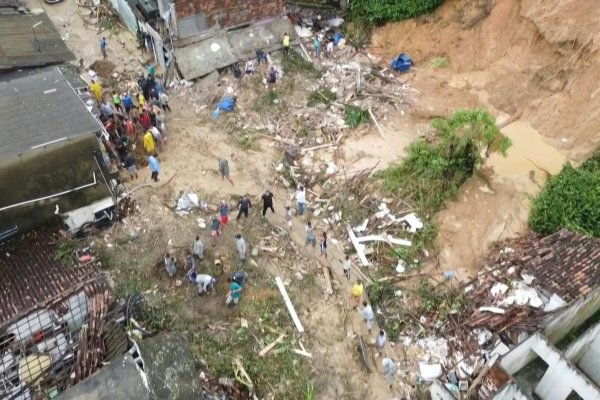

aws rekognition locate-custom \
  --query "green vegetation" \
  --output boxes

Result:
[416,278,467,319]
[54,242,75,266]
[377,109,510,212]
[529,147,600,236]
[190,296,313,398]
[282,49,321,79]
[349,0,444,25]
[307,88,337,107]
[344,105,370,128]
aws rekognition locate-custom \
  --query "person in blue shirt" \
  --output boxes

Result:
[100,37,107,59]
[148,153,159,182]
[236,195,252,221]
[122,92,134,114]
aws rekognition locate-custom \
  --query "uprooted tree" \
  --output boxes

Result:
[377,109,511,212]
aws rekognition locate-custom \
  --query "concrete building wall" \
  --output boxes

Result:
[174,0,284,37]
[493,383,533,400]
[543,288,600,344]
[501,333,600,400]
[0,134,111,234]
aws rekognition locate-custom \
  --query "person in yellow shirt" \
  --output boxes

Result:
[90,80,103,103]
[138,92,146,112]
[282,32,290,55]
[351,279,364,304]
[143,130,155,154]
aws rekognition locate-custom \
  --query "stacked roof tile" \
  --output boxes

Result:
[0,230,97,325]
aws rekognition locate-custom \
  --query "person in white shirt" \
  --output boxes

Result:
[382,358,396,388]
[342,255,351,280]
[196,274,216,295]
[296,186,306,216]
[235,233,247,265]
[360,300,374,332]
[193,236,204,260]
[375,329,387,355]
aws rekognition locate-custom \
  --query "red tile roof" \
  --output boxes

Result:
[0,230,98,325]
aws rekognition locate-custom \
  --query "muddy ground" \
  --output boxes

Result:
[42,0,600,398]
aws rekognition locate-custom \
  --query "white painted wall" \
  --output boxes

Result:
[577,334,600,387]
[544,289,600,344]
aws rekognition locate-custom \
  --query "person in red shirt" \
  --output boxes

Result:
[125,118,137,141]
[139,110,151,130]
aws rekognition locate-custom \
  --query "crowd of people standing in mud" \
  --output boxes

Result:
[92,33,399,390]
[89,63,169,183]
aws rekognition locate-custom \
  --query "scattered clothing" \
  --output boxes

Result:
[196,274,216,295]
[164,255,176,277]
[361,303,375,332]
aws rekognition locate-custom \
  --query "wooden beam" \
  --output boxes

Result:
[275,277,305,333]
[292,348,312,358]
[346,224,369,267]
[322,264,333,295]
[259,334,285,357]
[368,108,386,140]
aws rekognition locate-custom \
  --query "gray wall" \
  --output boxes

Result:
[0,134,111,234]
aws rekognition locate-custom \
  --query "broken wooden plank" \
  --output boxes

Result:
[275,277,305,333]
[301,143,336,153]
[259,334,285,357]
[355,234,412,247]
[346,224,369,267]
[292,348,313,358]
[298,42,312,62]
[368,108,386,140]
[322,264,333,295]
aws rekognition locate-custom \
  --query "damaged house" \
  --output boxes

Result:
[0,66,114,240]
[431,230,600,399]
[0,231,127,400]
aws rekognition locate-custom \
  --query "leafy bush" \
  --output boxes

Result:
[281,49,321,79]
[307,88,337,107]
[350,0,444,25]
[377,109,510,211]
[344,105,370,128]
[529,149,600,236]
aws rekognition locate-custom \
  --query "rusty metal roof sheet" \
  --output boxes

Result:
[0,230,98,325]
